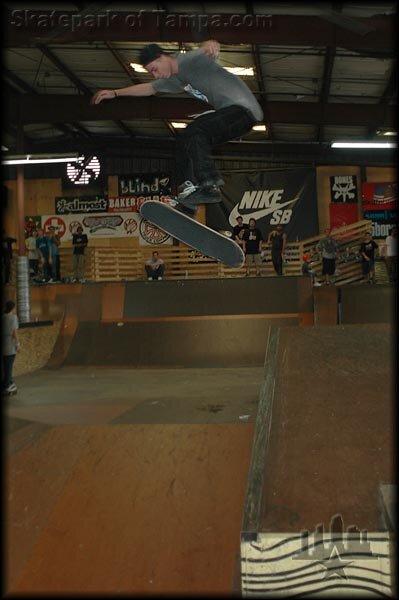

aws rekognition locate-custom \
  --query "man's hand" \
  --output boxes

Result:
[200,40,220,58]
[91,90,116,105]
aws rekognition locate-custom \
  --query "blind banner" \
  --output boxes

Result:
[206,168,318,241]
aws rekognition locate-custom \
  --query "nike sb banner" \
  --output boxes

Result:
[206,168,318,241]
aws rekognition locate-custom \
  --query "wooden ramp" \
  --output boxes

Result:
[7,423,254,594]
[241,324,395,597]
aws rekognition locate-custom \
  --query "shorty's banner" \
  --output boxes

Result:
[362,182,397,211]
[206,168,318,241]
[363,210,397,239]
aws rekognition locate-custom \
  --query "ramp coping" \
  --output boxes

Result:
[241,326,280,541]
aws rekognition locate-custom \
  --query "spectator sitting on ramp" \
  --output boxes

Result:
[145,251,165,281]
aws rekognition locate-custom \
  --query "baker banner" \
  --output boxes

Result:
[38,213,172,245]
[206,168,318,241]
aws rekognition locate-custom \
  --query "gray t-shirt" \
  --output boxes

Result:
[319,238,339,259]
[152,49,263,122]
[2,312,18,356]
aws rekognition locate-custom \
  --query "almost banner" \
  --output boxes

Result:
[206,168,318,241]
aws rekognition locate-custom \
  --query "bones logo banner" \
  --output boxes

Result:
[206,168,318,241]
[330,175,358,203]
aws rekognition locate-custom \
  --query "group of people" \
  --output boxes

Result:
[231,217,397,285]
[232,217,288,278]
[24,226,88,284]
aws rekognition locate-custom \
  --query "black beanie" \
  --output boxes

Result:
[138,44,169,67]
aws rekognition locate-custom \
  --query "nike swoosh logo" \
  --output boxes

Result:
[229,188,303,227]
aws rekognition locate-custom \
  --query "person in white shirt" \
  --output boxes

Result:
[2,300,20,394]
[25,229,40,278]
[384,225,397,283]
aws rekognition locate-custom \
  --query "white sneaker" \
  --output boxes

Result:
[48,278,54,283]
[4,384,17,393]
[313,281,322,287]
[148,277,153,280]
[158,276,162,280]
[177,180,198,200]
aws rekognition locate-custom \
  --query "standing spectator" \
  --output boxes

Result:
[243,218,263,277]
[25,229,40,278]
[233,216,249,250]
[317,228,340,285]
[72,226,88,283]
[47,226,61,282]
[2,300,20,395]
[1,230,17,284]
[302,251,321,286]
[384,225,397,284]
[145,251,165,280]
[267,224,287,276]
[359,231,379,284]
[36,228,51,282]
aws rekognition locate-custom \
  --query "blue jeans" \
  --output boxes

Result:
[2,354,16,390]
[175,105,256,187]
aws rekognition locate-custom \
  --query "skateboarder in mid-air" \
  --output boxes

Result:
[91,40,263,213]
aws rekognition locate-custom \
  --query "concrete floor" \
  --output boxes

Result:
[6,366,264,427]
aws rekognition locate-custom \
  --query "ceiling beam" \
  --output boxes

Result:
[3,68,92,140]
[5,12,394,52]
[6,95,396,128]
[317,46,336,142]
[37,44,136,139]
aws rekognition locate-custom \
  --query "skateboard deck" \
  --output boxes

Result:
[140,201,245,268]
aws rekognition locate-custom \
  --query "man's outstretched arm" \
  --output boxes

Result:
[199,40,220,58]
[91,82,156,105]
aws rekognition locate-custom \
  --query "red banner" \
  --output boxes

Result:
[362,182,397,211]
[329,203,359,229]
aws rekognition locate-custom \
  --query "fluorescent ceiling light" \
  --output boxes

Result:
[1,145,9,151]
[376,129,397,136]
[131,61,254,76]
[252,125,267,132]
[331,142,396,149]
[171,122,188,129]
[224,67,254,76]
[130,62,148,72]
[2,153,80,165]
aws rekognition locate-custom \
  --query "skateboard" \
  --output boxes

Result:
[140,201,245,268]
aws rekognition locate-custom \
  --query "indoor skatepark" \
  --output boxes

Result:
[5,278,395,595]
[3,2,396,596]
